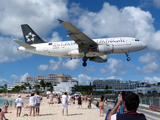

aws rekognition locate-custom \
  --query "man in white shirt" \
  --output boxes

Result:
[15,94,23,117]
[62,92,68,116]
[35,91,42,116]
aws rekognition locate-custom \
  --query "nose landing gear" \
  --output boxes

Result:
[125,52,131,61]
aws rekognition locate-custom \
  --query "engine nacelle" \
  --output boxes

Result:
[97,44,113,54]
[89,55,107,63]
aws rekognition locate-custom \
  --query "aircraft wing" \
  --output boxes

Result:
[58,19,97,52]
[14,40,35,48]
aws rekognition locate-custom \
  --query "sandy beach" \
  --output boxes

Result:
[3,95,106,120]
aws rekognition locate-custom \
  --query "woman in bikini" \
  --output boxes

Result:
[98,95,104,117]
[0,108,7,120]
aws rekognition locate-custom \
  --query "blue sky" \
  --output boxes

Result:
[0,0,160,85]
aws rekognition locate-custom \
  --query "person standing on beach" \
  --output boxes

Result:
[10,101,12,107]
[29,92,36,117]
[68,94,71,105]
[62,92,68,116]
[49,91,54,106]
[105,96,108,105]
[0,108,7,120]
[78,94,82,109]
[15,95,23,117]
[98,95,104,117]
[35,91,42,116]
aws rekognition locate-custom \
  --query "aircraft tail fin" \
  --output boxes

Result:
[21,24,46,45]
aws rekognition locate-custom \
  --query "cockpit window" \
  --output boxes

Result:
[49,43,52,45]
[135,39,139,41]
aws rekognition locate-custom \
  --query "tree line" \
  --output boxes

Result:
[0,80,53,93]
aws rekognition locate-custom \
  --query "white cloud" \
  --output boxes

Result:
[138,53,157,64]
[144,76,160,83]
[73,74,93,85]
[100,68,106,74]
[106,76,123,80]
[137,53,160,74]
[62,59,80,70]
[102,58,128,75]
[10,73,30,82]
[153,0,160,8]
[0,0,69,37]
[0,78,11,85]
[83,66,96,72]
[0,37,32,63]
[142,62,160,74]
[48,32,62,42]
[19,73,30,82]
[37,58,62,71]
[37,58,80,71]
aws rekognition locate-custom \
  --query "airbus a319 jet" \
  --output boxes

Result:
[14,19,147,67]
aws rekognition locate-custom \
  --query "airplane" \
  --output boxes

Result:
[14,19,147,67]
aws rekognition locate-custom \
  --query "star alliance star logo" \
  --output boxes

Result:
[25,32,36,42]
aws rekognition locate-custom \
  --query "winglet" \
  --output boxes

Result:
[57,19,64,24]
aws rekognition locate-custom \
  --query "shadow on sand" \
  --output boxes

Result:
[39,113,57,116]
[69,113,83,116]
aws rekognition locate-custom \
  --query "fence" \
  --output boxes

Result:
[140,97,160,107]
[92,95,160,107]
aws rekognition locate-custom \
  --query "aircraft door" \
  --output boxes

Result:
[44,44,48,55]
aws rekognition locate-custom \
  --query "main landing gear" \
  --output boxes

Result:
[82,56,88,67]
[125,52,131,61]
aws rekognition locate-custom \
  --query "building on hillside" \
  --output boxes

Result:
[56,73,72,82]
[7,82,25,91]
[93,79,148,91]
[26,73,72,86]
[54,79,78,94]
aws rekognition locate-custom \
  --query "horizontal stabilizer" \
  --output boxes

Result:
[14,40,35,48]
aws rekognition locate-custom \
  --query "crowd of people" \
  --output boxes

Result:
[0,91,147,119]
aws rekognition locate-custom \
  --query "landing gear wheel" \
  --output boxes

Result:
[83,56,88,61]
[127,57,131,61]
[82,62,87,67]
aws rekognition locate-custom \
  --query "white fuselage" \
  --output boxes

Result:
[18,37,147,58]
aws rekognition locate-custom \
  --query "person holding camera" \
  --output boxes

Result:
[107,91,146,120]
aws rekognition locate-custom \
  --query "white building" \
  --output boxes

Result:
[54,79,78,94]
[136,85,160,94]
[7,82,25,91]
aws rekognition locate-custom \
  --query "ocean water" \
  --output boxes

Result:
[0,97,15,108]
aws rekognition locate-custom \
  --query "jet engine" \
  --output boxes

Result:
[90,44,114,54]
[97,44,113,54]
[89,55,107,63]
